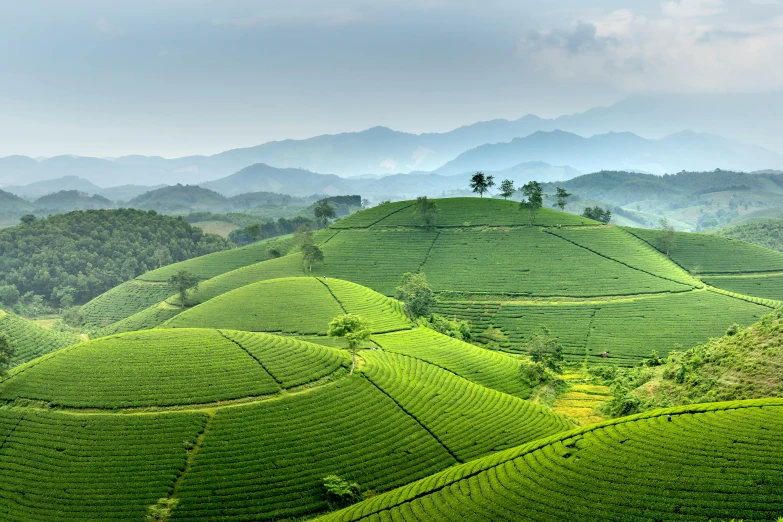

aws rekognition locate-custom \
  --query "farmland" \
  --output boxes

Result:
[321,400,783,522]
[0,310,80,367]
[79,279,173,327]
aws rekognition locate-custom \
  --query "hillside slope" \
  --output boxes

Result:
[0,310,80,367]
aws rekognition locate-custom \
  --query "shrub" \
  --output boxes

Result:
[322,475,360,507]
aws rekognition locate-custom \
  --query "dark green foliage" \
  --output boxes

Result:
[168,270,200,308]
[34,190,113,213]
[715,219,783,253]
[0,332,15,376]
[228,215,316,246]
[426,314,471,342]
[302,243,325,271]
[323,475,361,507]
[498,179,515,200]
[0,209,228,306]
[555,187,571,211]
[20,214,36,224]
[314,200,337,228]
[412,197,439,229]
[581,205,612,224]
[525,326,563,372]
[519,181,543,225]
[469,171,494,198]
[395,272,436,319]
[0,285,20,306]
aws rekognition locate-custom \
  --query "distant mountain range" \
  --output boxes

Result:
[1,92,781,186]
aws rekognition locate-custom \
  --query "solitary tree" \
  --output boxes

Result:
[327,314,371,375]
[314,201,336,229]
[0,332,15,378]
[499,179,515,200]
[245,223,262,242]
[526,326,563,373]
[395,272,436,318]
[660,218,676,257]
[167,270,200,308]
[412,197,439,229]
[294,224,315,249]
[519,181,543,225]
[470,171,495,198]
[155,246,172,268]
[302,243,324,272]
[555,187,571,211]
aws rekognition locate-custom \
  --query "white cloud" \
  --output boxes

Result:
[380,158,396,170]
[518,5,783,93]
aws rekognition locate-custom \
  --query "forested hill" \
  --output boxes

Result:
[715,220,783,253]
[0,209,230,307]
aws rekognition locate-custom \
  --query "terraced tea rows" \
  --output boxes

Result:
[331,200,414,228]
[166,277,411,335]
[438,290,770,364]
[79,279,173,327]
[372,328,530,398]
[97,301,183,336]
[0,310,80,367]
[627,227,783,274]
[321,399,783,522]
[362,351,571,462]
[703,273,783,302]
[0,409,207,521]
[0,329,348,408]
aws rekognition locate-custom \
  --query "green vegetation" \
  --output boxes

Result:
[328,314,371,374]
[0,329,347,408]
[519,180,543,225]
[469,171,494,198]
[0,309,79,367]
[412,196,439,229]
[0,209,229,307]
[394,272,436,318]
[0,332,14,376]
[321,400,783,522]
[581,205,611,223]
[715,219,783,253]
[703,273,783,301]
[168,270,200,308]
[79,280,173,328]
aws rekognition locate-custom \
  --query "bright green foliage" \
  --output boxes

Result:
[166,278,344,334]
[372,328,531,398]
[98,301,182,336]
[525,326,563,372]
[362,351,571,462]
[168,270,200,308]
[438,291,769,364]
[704,273,783,301]
[320,400,783,522]
[0,409,206,521]
[0,330,277,407]
[372,198,594,228]
[302,243,325,271]
[627,227,783,274]
[548,227,700,286]
[0,310,79,367]
[0,329,348,408]
[423,228,692,297]
[322,278,411,333]
[223,330,349,388]
[79,280,173,327]
[328,314,371,374]
[330,200,414,229]
[394,272,436,318]
[171,378,456,521]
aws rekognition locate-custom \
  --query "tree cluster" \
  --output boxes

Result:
[228,215,318,247]
[0,209,229,308]
[582,206,612,224]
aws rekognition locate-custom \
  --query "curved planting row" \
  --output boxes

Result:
[361,351,571,462]
[322,278,412,333]
[320,399,783,522]
[0,310,79,368]
[97,301,182,337]
[0,409,206,521]
[372,328,530,398]
[704,273,783,304]
[0,329,347,408]
[170,377,457,521]
[79,279,174,327]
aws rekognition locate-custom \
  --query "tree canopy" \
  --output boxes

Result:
[412,197,439,229]
[555,187,571,211]
[499,179,515,200]
[327,314,371,374]
[314,201,336,229]
[470,172,495,198]
[582,206,612,224]
[519,181,543,225]
[0,332,15,377]
[168,270,200,308]
[394,272,436,319]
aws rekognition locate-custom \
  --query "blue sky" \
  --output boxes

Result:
[0,0,781,157]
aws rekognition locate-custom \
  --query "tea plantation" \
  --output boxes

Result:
[321,400,783,522]
[4,197,783,520]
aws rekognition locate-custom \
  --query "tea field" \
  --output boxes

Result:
[0,310,80,367]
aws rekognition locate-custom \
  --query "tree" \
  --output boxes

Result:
[20,214,36,225]
[245,223,262,242]
[582,206,612,224]
[314,201,336,229]
[660,218,676,257]
[525,326,563,372]
[155,246,172,268]
[167,270,200,308]
[0,332,16,377]
[322,475,360,507]
[499,179,515,200]
[327,314,371,375]
[519,181,543,225]
[294,224,315,249]
[555,187,571,211]
[302,243,324,271]
[394,272,436,318]
[470,171,495,198]
[412,197,439,229]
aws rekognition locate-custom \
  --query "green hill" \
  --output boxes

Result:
[321,399,783,522]
[127,184,235,214]
[0,310,80,367]
[34,190,113,213]
[714,219,783,253]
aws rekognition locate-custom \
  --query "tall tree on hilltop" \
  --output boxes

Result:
[168,270,200,308]
[328,314,371,375]
[314,201,336,229]
[302,243,324,272]
[519,181,543,225]
[660,218,676,257]
[555,187,571,211]
[470,172,495,198]
[413,197,439,229]
[499,179,515,200]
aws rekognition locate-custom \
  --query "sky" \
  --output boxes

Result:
[0,0,781,158]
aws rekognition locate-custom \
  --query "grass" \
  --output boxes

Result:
[191,220,240,238]
[0,310,80,367]
[0,329,348,408]
[320,399,783,522]
[165,277,411,335]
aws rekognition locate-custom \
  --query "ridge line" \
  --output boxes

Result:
[217,330,284,385]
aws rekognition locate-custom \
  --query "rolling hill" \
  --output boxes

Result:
[0,309,80,366]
